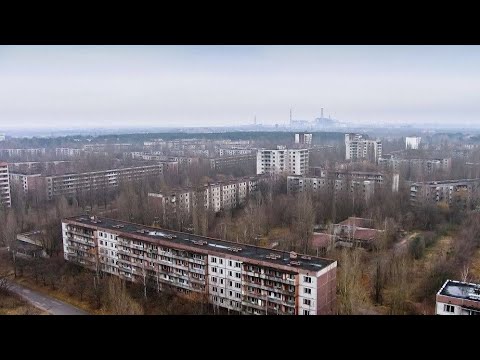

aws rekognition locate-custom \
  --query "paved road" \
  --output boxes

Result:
[8,282,89,315]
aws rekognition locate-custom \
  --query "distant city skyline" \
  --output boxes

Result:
[1,45,480,130]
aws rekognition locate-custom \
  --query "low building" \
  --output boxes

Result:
[436,279,480,315]
[332,217,383,249]
[62,215,337,315]
[16,230,48,258]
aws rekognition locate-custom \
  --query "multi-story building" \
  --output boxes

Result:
[0,162,11,207]
[436,279,480,315]
[216,147,254,157]
[55,148,84,157]
[9,173,45,195]
[345,133,382,163]
[62,215,337,315]
[378,156,451,176]
[148,176,264,223]
[410,178,480,205]
[209,154,257,172]
[257,148,309,175]
[0,133,5,142]
[45,164,163,200]
[295,133,313,147]
[405,136,421,150]
[0,148,46,158]
[7,161,74,175]
[287,174,375,202]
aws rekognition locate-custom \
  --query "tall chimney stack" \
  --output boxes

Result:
[321,108,324,118]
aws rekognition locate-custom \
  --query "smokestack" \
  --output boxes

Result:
[321,108,324,118]
[290,108,292,126]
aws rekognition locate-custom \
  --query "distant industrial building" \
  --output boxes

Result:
[257,147,309,176]
[344,134,382,163]
[295,133,313,147]
[62,215,337,315]
[405,136,421,150]
[436,280,480,315]
[0,162,11,207]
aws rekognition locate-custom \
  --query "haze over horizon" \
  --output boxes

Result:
[1,45,480,130]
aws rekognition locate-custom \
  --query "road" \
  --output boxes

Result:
[8,282,89,315]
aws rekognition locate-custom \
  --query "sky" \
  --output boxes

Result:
[1,45,480,130]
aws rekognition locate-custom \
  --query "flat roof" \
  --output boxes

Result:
[65,215,335,273]
[438,280,480,302]
[413,179,480,186]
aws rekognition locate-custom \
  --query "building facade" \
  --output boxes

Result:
[9,173,44,195]
[257,148,309,175]
[209,154,256,172]
[410,178,480,205]
[45,164,163,200]
[295,133,313,147]
[345,133,382,163]
[436,280,480,315]
[62,215,337,315]
[0,162,11,207]
[405,136,421,150]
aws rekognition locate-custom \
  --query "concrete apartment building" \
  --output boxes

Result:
[0,162,11,207]
[55,148,84,157]
[257,147,309,176]
[209,154,257,172]
[216,147,254,157]
[378,156,451,175]
[344,133,382,163]
[287,175,375,202]
[45,164,163,200]
[405,136,421,150]
[9,173,45,195]
[62,215,337,315]
[148,176,263,223]
[436,280,480,315]
[0,133,5,141]
[410,178,480,205]
[0,148,46,158]
[295,133,313,147]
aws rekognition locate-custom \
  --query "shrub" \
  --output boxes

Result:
[409,236,425,260]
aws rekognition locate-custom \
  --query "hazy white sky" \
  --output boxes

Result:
[1,45,480,129]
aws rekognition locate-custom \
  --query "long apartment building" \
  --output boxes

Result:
[216,147,254,157]
[410,178,480,205]
[436,279,480,315]
[378,156,451,175]
[0,148,46,158]
[287,175,376,202]
[345,133,382,163]
[148,176,263,222]
[9,173,44,195]
[46,164,163,200]
[55,148,84,157]
[62,215,337,315]
[209,154,256,171]
[257,147,309,175]
[0,162,11,207]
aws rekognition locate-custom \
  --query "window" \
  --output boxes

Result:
[444,304,455,313]
[304,276,312,283]
[235,262,241,268]
[303,310,310,315]
[212,257,217,263]
[229,291,233,296]
[235,283,241,289]
[220,269,223,275]
[229,281,233,287]
[220,279,224,285]
[235,272,241,279]
[100,241,103,245]
[304,288,312,295]
[229,261,232,267]
[212,267,217,273]
[212,277,217,283]
[219,259,223,265]
[303,299,311,306]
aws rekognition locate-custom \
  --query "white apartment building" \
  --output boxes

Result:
[55,148,84,157]
[216,147,253,157]
[295,133,313,147]
[345,133,382,163]
[62,215,337,315]
[0,148,46,157]
[436,280,480,315]
[405,136,421,150]
[410,178,480,205]
[0,162,11,207]
[257,148,309,175]
[0,133,5,141]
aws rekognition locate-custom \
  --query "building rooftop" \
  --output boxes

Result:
[412,179,480,186]
[438,280,480,302]
[338,217,373,228]
[65,215,335,273]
